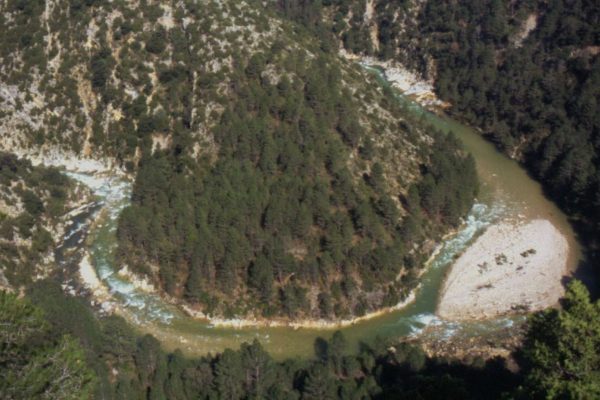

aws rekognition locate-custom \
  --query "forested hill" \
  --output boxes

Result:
[288,0,600,249]
[0,0,477,319]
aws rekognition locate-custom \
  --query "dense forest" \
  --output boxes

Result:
[103,1,479,319]
[414,0,600,248]
[0,0,479,319]
[116,46,478,319]
[1,1,599,399]
[284,0,600,253]
[2,278,598,399]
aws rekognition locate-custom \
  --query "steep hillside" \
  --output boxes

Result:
[0,0,477,320]
[292,0,600,248]
[0,152,90,289]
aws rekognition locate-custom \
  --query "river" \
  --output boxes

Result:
[65,66,581,360]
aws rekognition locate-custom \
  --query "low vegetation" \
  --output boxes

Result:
[0,290,95,399]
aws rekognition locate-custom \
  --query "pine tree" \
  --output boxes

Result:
[519,280,600,398]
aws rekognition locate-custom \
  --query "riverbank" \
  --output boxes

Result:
[342,52,450,109]
[413,319,525,368]
[77,240,420,330]
[178,242,450,329]
[437,219,570,320]
[179,289,418,329]
[82,217,459,330]
[70,164,465,330]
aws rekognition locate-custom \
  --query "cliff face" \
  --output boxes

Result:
[0,0,477,320]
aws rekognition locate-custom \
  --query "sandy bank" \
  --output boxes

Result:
[437,219,569,320]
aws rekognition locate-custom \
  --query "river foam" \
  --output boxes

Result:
[67,171,177,325]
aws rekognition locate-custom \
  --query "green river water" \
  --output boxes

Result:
[67,66,581,360]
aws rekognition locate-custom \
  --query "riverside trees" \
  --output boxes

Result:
[517,280,600,398]
[415,0,600,240]
[116,46,478,319]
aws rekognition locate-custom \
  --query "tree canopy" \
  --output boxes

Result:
[518,280,600,398]
[0,291,95,399]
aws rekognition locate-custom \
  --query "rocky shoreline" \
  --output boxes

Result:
[342,52,450,109]
[437,219,570,320]
[412,319,526,368]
